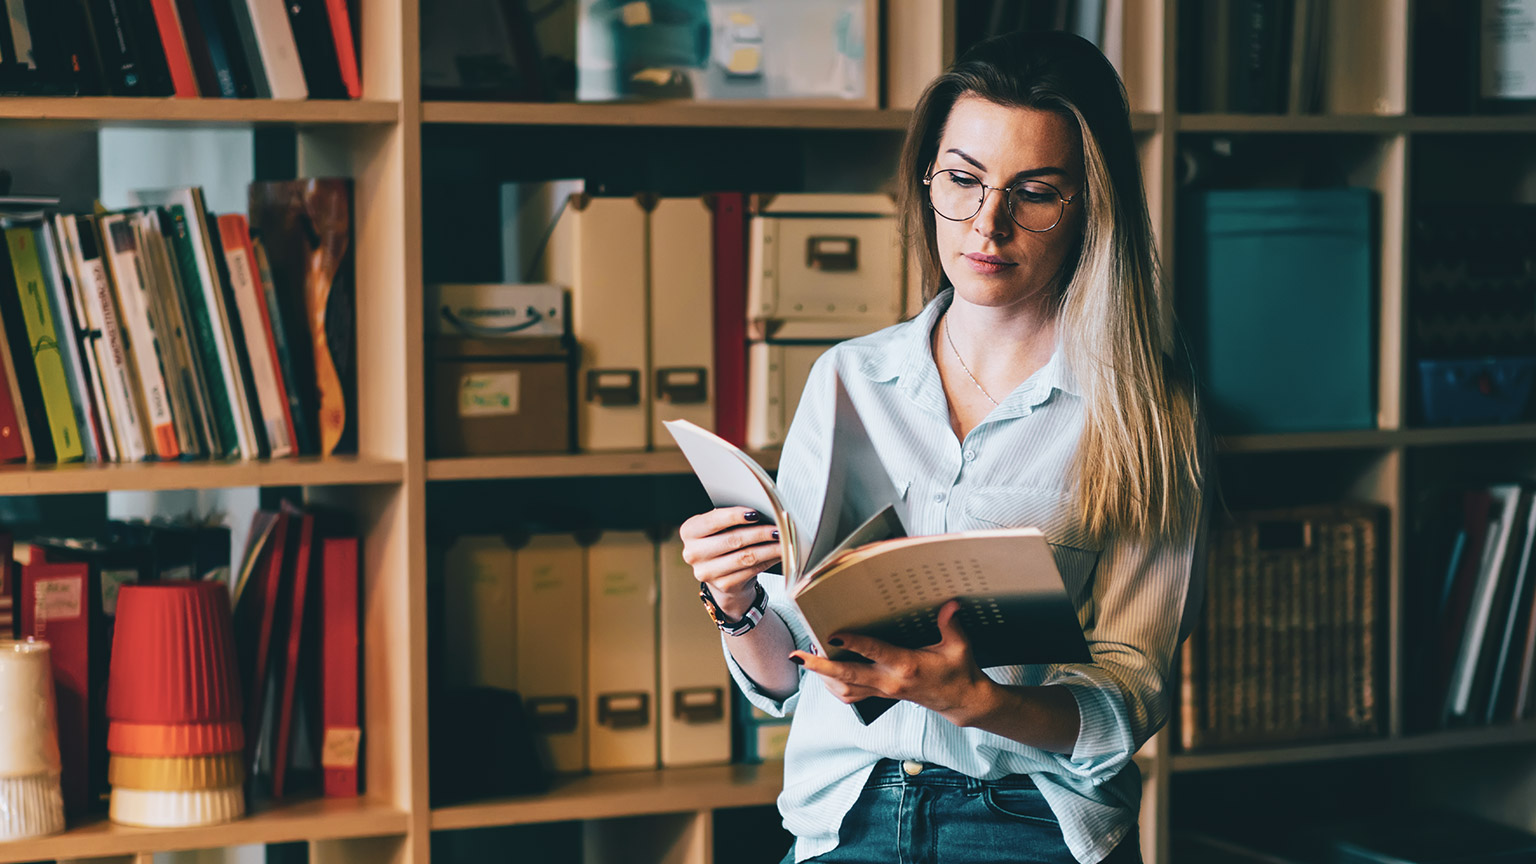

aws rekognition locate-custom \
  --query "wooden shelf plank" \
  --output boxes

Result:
[424,101,909,130]
[0,456,403,495]
[1170,722,1536,773]
[1177,114,1407,134]
[0,98,399,126]
[431,763,783,831]
[0,796,408,863]
[1217,424,1536,453]
[1406,115,1536,134]
[427,450,782,481]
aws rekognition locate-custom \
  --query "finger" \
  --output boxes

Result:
[680,506,773,541]
[690,540,782,584]
[934,599,969,647]
[791,649,877,686]
[683,524,781,567]
[825,631,899,666]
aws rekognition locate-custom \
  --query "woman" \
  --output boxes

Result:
[680,29,1211,864]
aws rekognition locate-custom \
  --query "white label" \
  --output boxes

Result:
[1483,0,1536,99]
[621,1,653,26]
[459,372,520,417]
[35,577,82,622]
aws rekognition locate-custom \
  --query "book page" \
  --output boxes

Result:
[663,419,800,579]
[804,374,907,581]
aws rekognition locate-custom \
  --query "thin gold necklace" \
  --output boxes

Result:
[943,314,999,407]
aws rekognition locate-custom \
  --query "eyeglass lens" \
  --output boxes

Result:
[927,169,1065,232]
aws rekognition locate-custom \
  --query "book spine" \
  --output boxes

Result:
[148,0,199,96]
[189,0,248,96]
[252,238,313,454]
[162,205,239,459]
[224,0,270,97]
[133,212,209,459]
[217,214,293,457]
[205,213,269,458]
[711,192,748,447]
[0,230,39,462]
[284,0,345,98]
[171,0,222,96]
[245,0,307,98]
[35,220,104,462]
[51,215,118,463]
[3,226,86,462]
[101,216,179,460]
[69,216,149,461]
[321,534,360,797]
[321,0,359,97]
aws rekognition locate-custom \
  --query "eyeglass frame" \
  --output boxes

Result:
[921,167,1079,233]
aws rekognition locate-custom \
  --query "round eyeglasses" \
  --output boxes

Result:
[922,168,1077,233]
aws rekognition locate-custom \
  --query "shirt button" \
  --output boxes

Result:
[963,449,976,461]
[902,760,924,776]
[932,492,946,504]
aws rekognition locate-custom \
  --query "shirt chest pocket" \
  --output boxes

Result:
[963,487,1102,607]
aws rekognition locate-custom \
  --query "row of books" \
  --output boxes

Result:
[0,180,355,464]
[1409,483,1536,731]
[955,0,1125,75]
[1177,504,1383,752]
[3,507,362,816]
[0,0,360,99]
[436,531,735,776]
[1178,0,1329,115]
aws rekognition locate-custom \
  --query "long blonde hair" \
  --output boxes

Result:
[898,30,1208,543]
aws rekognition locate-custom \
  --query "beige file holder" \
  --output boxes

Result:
[649,198,716,449]
[747,342,834,449]
[442,535,517,691]
[748,194,903,341]
[547,195,650,451]
[516,535,587,773]
[585,531,658,771]
[656,536,731,767]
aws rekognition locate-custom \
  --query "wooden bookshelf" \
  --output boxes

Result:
[0,455,404,495]
[0,797,408,864]
[1217,424,1536,454]
[1170,723,1536,774]
[0,98,399,126]
[426,450,781,481]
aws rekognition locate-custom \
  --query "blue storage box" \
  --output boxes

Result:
[1181,188,1377,434]
[1417,357,1536,426]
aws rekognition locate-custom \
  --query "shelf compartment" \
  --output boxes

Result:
[1170,722,1536,773]
[0,455,404,495]
[427,450,782,481]
[0,98,400,126]
[431,763,784,831]
[0,796,409,863]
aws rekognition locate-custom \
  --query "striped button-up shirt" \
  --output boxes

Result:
[725,289,1210,864]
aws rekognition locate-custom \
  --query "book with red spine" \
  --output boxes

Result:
[148,0,200,96]
[322,0,361,97]
[18,560,96,815]
[217,214,297,458]
[271,501,313,798]
[710,192,748,447]
[320,532,360,797]
[234,508,290,774]
[0,327,29,462]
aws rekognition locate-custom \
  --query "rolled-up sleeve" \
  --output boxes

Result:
[1039,437,1213,783]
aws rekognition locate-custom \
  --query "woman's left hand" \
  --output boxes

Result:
[789,599,993,726]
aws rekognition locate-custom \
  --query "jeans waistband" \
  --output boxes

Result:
[866,758,1037,790]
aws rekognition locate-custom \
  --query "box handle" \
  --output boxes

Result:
[656,367,709,404]
[806,235,859,272]
[673,686,724,724]
[524,696,579,734]
[597,692,650,729]
[587,369,641,406]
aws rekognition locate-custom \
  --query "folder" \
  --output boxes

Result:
[516,534,586,773]
[585,531,658,771]
[649,198,716,448]
[320,534,361,798]
[546,194,650,451]
[746,341,834,449]
[657,536,731,767]
[442,534,517,691]
[711,192,750,446]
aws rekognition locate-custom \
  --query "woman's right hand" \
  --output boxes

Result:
[679,507,783,619]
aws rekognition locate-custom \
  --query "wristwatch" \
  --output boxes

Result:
[701,581,768,636]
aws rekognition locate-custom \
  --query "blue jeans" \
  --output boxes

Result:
[780,759,1142,864]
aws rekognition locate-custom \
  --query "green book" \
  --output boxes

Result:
[3,226,84,462]
[163,206,238,459]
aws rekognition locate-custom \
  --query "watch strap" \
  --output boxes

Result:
[701,581,768,636]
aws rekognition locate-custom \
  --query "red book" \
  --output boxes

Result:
[323,0,361,98]
[271,503,314,798]
[0,532,12,637]
[235,509,290,774]
[19,561,94,815]
[320,533,360,797]
[217,213,299,457]
[0,343,27,462]
[711,192,749,446]
[149,0,200,97]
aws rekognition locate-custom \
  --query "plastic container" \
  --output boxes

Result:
[108,785,244,828]
[0,641,62,778]
[0,773,65,840]
[107,721,244,757]
[107,583,241,724]
[108,754,245,791]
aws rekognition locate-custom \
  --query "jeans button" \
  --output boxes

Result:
[901,760,924,776]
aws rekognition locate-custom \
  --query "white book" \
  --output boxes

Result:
[244,0,309,99]
[51,215,119,463]
[220,235,294,457]
[133,211,211,459]
[59,215,150,462]
[1446,483,1524,721]
[99,213,179,460]
[666,374,1089,725]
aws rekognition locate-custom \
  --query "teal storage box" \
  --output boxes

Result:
[1180,188,1377,434]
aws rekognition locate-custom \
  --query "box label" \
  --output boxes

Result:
[460,372,520,417]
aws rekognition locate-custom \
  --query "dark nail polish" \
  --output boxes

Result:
[790,655,805,666]
[772,530,780,540]
[744,510,761,523]
[829,638,844,647]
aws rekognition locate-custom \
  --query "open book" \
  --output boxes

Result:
[664,375,1091,724]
